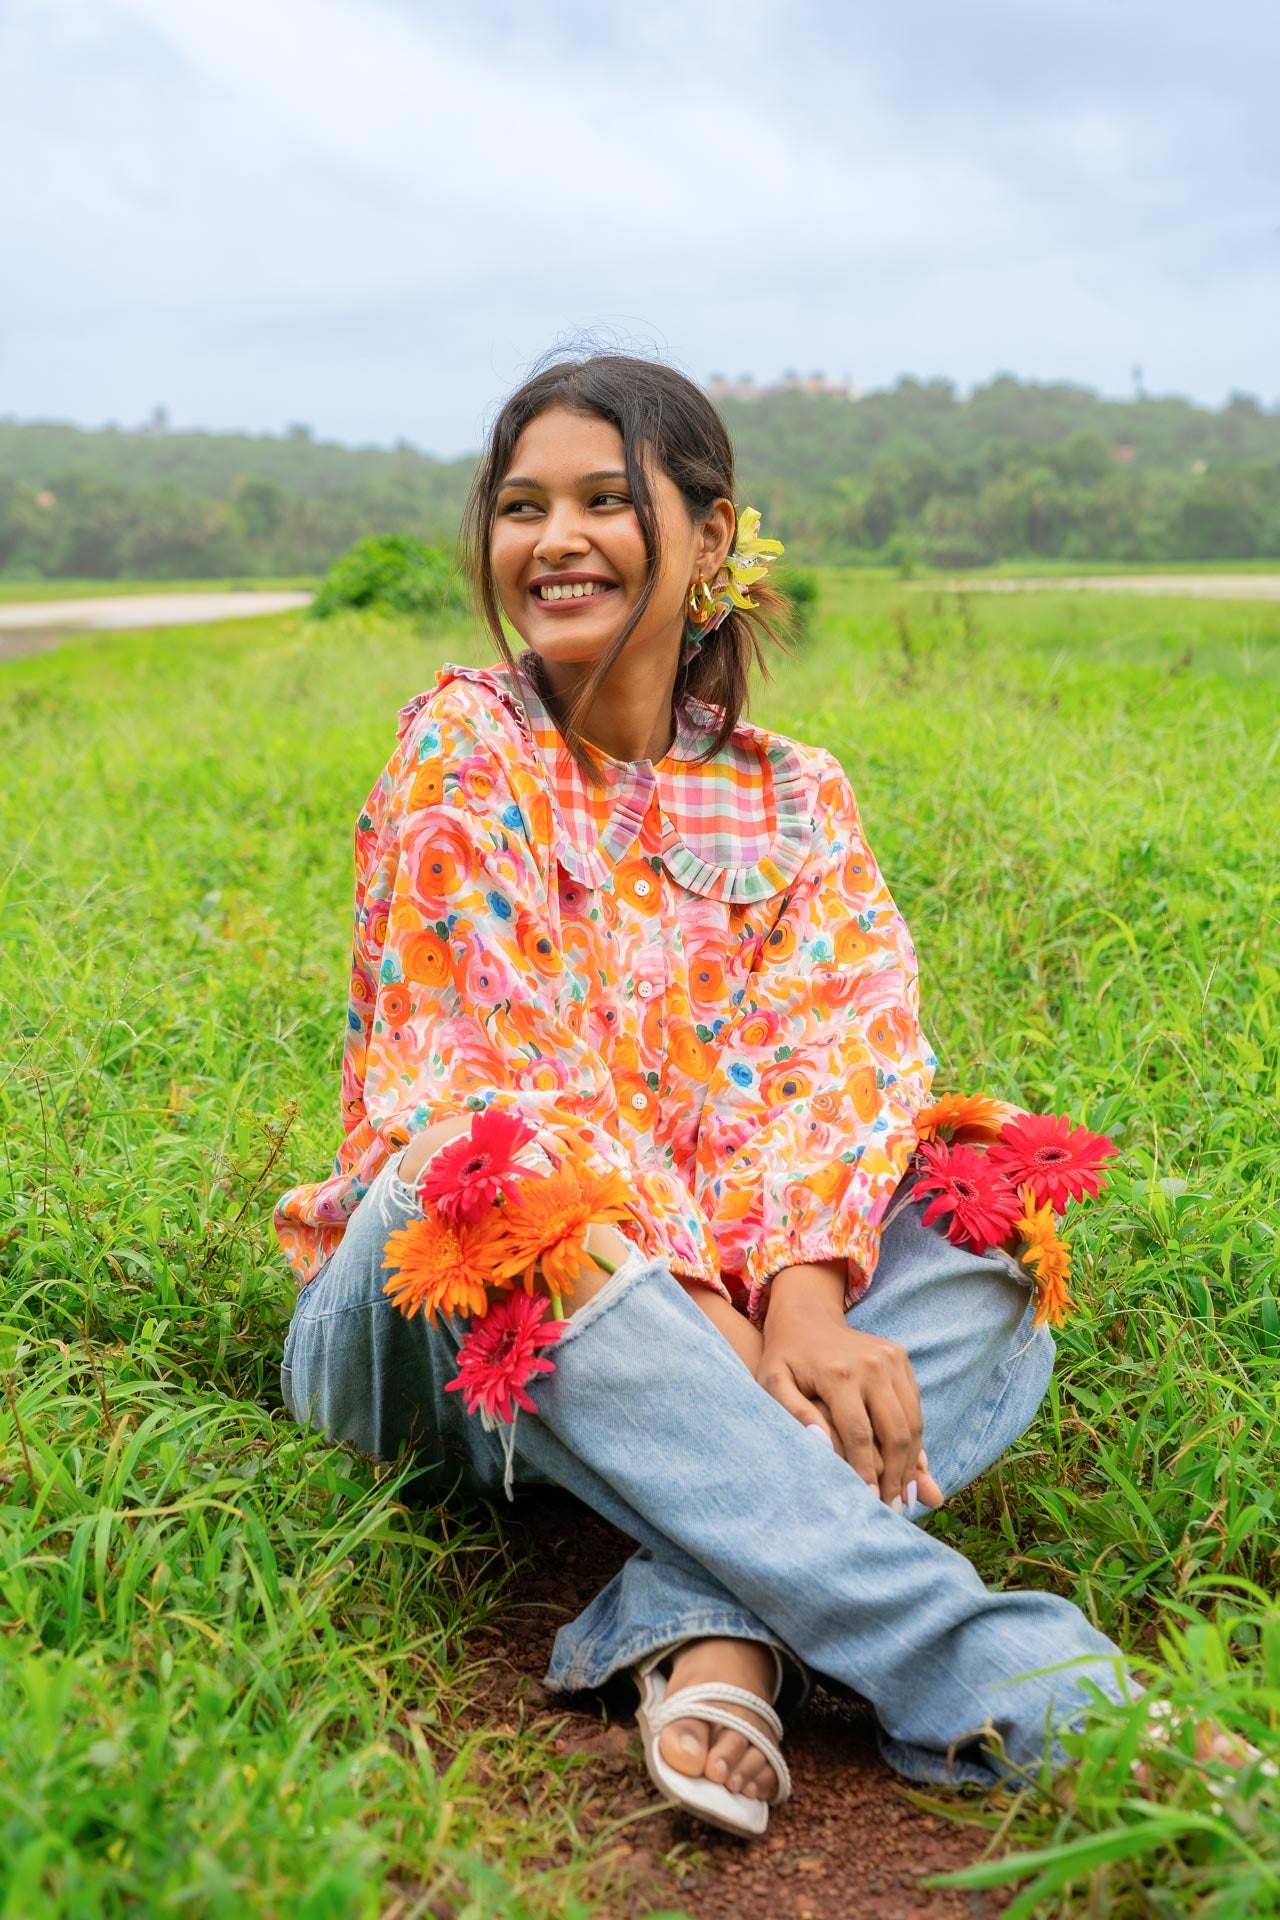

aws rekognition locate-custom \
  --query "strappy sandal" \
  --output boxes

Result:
[1134,1699,1277,1802]
[633,1642,793,1838]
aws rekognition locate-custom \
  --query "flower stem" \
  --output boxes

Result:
[549,1292,566,1321]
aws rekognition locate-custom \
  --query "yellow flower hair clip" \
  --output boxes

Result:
[686,506,785,646]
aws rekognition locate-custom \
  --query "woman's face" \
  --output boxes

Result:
[490,406,724,671]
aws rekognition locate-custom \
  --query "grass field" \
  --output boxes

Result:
[0,577,317,605]
[2,575,1278,1917]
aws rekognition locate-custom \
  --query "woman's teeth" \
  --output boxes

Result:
[536,582,614,600]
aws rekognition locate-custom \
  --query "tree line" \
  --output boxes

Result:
[2,375,1278,580]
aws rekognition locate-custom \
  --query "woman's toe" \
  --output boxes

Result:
[657,1717,710,1778]
[733,1747,777,1799]
[705,1729,750,1785]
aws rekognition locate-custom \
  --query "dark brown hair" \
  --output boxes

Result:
[459,349,792,773]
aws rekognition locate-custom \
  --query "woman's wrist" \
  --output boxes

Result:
[763,1259,848,1329]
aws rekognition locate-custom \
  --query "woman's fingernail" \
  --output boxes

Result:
[907,1480,918,1506]
[890,1495,904,1515]
[804,1424,834,1448]
[918,1449,929,1470]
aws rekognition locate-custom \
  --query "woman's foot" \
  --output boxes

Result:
[654,1637,782,1801]
[1132,1706,1276,1794]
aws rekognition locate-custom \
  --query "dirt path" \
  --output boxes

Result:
[460,1493,1009,1918]
[932,572,1280,600]
[0,590,312,662]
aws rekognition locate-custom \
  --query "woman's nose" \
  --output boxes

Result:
[534,503,591,562]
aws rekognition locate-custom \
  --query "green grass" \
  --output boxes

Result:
[948,558,1280,579]
[2,578,1278,1915]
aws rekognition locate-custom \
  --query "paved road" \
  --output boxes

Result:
[0,589,311,634]
[931,573,1280,601]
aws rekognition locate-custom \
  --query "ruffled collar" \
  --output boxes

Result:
[418,660,814,904]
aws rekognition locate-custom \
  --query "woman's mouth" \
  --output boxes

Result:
[530,580,619,611]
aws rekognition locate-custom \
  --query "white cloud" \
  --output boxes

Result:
[2,0,1276,451]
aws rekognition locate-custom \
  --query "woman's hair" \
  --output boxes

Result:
[459,350,793,772]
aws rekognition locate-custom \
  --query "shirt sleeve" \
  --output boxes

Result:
[691,753,936,1325]
[273,686,727,1292]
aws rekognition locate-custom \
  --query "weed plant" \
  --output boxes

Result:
[1,578,1277,1915]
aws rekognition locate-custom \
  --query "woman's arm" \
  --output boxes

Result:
[277,682,729,1294]
[692,751,936,1326]
[675,1277,763,1373]
[575,1219,763,1374]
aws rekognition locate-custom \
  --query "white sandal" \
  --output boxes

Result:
[632,1642,793,1838]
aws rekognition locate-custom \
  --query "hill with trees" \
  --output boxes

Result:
[2,376,1278,580]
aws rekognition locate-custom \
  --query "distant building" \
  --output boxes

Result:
[706,370,860,402]
[707,375,763,401]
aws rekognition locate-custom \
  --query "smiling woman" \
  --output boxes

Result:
[275,348,1136,1844]
[461,353,792,769]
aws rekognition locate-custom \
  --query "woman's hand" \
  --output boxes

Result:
[756,1261,944,1509]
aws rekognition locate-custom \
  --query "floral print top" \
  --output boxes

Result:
[274,661,937,1323]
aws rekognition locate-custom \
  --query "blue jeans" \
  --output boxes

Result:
[281,1155,1130,1786]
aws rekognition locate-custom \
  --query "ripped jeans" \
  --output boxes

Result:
[281,1154,1130,1786]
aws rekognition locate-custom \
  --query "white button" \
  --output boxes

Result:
[634,878,652,897]
[637,980,654,999]
[630,1092,648,1110]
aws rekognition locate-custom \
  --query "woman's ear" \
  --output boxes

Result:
[696,497,737,580]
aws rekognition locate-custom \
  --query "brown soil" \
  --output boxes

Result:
[462,1490,1010,1918]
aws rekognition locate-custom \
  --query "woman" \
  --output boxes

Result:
[275,352,1129,1837]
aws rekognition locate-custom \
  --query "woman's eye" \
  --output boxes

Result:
[592,493,630,508]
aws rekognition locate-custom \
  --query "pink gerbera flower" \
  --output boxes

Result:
[913,1140,1023,1255]
[419,1108,536,1224]
[988,1112,1117,1212]
[443,1291,566,1423]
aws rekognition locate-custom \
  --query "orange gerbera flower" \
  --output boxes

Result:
[914,1092,1015,1145]
[1013,1186,1075,1326]
[490,1164,635,1299]
[381,1215,501,1324]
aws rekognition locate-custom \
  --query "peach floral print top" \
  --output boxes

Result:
[274,662,937,1324]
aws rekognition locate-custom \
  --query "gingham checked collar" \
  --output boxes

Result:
[428,662,813,904]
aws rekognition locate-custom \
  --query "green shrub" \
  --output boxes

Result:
[310,533,467,621]
[776,565,819,634]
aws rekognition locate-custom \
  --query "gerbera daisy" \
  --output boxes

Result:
[381,1215,500,1323]
[914,1092,1018,1145]
[1012,1186,1076,1325]
[418,1107,536,1224]
[1028,1251,1074,1328]
[989,1112,1117,1211]
[444,1290,566,1423]
[913,1140,1023,1256]
[489,1164,636,1300]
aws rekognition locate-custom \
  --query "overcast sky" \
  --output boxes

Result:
[3,0,1277,457]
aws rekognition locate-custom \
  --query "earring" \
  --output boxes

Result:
[687,577,716,624]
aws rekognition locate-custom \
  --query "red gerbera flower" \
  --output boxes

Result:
[988,1112,1117,1212]
[443,1290,566,1423]
[419,1108,536,1224]
[913,1140,1023,1255]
